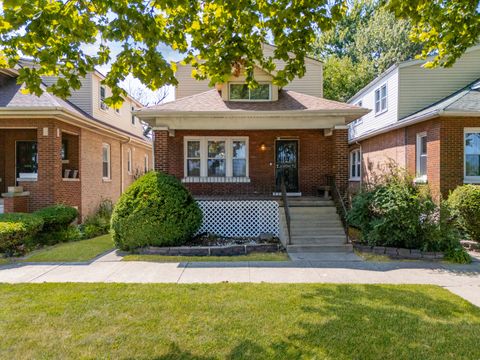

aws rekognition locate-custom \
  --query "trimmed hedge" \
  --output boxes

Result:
[33,205,79,245]
[448,185,480,242]
[34,205,78,232]
[111,171,203,251]
[0,213,44,256]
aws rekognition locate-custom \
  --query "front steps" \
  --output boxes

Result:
[280,199,351,253]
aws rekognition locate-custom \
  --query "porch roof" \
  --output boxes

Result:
[137,89,368,130]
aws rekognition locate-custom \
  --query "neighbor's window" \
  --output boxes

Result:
[374,84,387,114]
[102,143,111,179]
[184,137,249,178]
[127,149,132,174]
[100,85,108,110]
[416,132,427,180]
[465,129,480,182]
[350,149,361,180]
[16,141,38,180]
[229,83,271,101]
[131,106,136,125]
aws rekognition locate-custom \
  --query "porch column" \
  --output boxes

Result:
[333,128,349,192]
[153,129,170,173]
[37,124,62,207]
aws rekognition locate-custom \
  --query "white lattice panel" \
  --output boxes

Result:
[197,200,279,237]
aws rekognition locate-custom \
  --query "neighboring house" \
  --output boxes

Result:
[136,46,367,199]
[347,46,480,200]
[0,67,152,219]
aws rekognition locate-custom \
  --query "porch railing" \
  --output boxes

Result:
[326,175,350,243]
[280,175,292,245]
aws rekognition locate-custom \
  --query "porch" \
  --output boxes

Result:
[0,125,81,213]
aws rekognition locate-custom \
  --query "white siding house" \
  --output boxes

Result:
[348,46,480,142]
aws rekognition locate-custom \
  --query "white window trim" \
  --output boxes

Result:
[127,149,132,174]
[228,83,272,102]
[349,149,361,181]
[464,128,480,183]
[183,136,249,182]
[415,132,428,183]
[99,85,109,111]
[102,143,111,180]
[374,83,388,115]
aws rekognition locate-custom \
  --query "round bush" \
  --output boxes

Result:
[111,171,203,250]
[34,204,78,231]
[0,213,44,256]
[448,185,480,242]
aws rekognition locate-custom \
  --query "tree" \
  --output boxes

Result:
[315,1,423,101]
[0,0,347,105]
[387,0,480,68]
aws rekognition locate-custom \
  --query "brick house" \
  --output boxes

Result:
[347,46,480,200]
[0,68,152,219]
[137,48,366,199]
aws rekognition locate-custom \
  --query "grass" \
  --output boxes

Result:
[123,252,290,262]
[22,234,114,263]
[0,284,479,359]
[355,250,393,262]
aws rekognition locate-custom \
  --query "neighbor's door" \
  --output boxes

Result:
[275,140,299,192]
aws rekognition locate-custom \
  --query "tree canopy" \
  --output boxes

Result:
[314,1,424,102]
[0,0,478,104]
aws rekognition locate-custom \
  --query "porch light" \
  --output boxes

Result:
[259,143,267,151]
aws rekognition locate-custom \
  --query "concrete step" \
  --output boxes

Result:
[286,200,335,207]
[291,230,346,237]
[290,218,342,225]
[289,206,337,213]
[287,244,353,253]
[291,235,346,242]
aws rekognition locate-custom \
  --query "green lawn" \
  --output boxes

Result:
[123,252,290,262]
[22,235,114,262]
[0,284,479,359]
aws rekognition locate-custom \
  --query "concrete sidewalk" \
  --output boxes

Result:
[0,250,479,306]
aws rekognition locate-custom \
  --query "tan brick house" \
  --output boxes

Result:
[347,46,480,200]
[0,68,152,219]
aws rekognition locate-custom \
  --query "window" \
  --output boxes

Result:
[61,139,68,161]
[16,141,38,180]
[115,107,120,114]
[350,149,361,180]
[100,85,108,110]
[127,149,132,174]
[465,129,480,182]
[102,144,111,179]
[184,137,249,179]
[131,106,136,125]
[416,132,427,181]
[374,84,387,114]
[229,83,271,101]
[144,155,149,172]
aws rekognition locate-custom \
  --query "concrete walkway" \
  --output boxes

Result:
[0,250,479,306]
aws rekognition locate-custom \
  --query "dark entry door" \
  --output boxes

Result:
[275,140,299,192]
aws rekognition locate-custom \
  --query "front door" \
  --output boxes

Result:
[275,140,299,192]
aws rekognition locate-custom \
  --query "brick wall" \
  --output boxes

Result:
[352,116,480,200]
[153,129,347,196]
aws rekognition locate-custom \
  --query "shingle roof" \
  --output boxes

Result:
[401,79,480,122]
[138,89,361,113]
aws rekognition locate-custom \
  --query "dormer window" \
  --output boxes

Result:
[229,83,271,101]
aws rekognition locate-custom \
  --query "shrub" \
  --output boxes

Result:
[33,205,79,245]
[111,171,203,250]
[80,199,113,239]
[34,205,78,232]
[448,185,480,242]
[347,167,465,261]
[0,213,44,256]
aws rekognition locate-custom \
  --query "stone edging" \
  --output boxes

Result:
[138,243,283,256]
[353,243,444,260]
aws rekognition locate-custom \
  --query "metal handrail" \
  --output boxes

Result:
[280,175,292,245]
[327,176,350,243]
